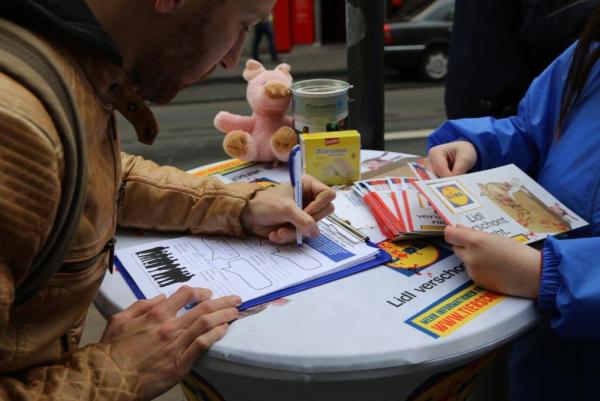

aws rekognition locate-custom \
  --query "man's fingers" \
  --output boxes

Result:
[428,150,453,178]
[268,227,295,244]
[310,204,335,223]
[285,203,319,238]
[162,286,213,316]
[304,191,335,217]
[302,175,333,198]
[263,201,331,244]
[180,295,241,327]
[179,305,238,348]
[118,294,166,321]
[302,175,336,216]
[179,324,230,370]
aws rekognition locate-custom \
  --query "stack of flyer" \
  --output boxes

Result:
[351,162,447,241]
[345,162,587,244]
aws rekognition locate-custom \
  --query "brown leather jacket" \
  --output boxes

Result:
[0,31,261,400]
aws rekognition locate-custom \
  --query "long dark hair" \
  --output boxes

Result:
[558,2,600,137]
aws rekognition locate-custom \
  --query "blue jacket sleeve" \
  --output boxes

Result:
[538,236,600,340]
[428,43,575,176]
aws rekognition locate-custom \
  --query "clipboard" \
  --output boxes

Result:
[114,217,391,311]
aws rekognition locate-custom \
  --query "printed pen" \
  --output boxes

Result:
[353,185,397,240]
[289,145,303,246]
[358,182,403,234]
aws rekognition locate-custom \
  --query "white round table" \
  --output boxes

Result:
[95,151,542,401]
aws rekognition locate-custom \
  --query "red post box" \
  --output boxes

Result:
[291,0,315,45]
[272,0,293,53]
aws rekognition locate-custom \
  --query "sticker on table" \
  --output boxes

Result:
[405,281,504,339]
[248,177,279,188]
[379,241,452,277]
[192,159,256,177]
[428,180,481,214]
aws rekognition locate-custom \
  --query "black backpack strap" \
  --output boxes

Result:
[0,18,87,305]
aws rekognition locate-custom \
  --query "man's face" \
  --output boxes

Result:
[132,0,275,104]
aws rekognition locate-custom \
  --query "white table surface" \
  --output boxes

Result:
[95,151,542,381]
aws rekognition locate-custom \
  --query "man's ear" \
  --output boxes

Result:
[154,0,183,15]
[243,59,266,81]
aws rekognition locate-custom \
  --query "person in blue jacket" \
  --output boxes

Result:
[425,4,600,401]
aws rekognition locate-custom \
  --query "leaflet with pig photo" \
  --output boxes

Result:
[413,164,587,243]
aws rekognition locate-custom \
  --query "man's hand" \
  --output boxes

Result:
[427,141,478,177]
[101,287,240,400]
[242,175,336,244]
[445,225,541,298]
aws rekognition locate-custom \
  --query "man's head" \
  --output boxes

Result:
[88,0,275,104]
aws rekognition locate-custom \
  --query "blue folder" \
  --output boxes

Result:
[115,242,391,311]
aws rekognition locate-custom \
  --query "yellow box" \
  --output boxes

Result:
[300,130,361,185]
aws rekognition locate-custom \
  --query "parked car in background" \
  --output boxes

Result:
[384,0,455,81]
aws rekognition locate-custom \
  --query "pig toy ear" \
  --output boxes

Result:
[243,59,266,81]
[275,63,292,76]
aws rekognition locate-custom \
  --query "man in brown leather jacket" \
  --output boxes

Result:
[0,0,335,400]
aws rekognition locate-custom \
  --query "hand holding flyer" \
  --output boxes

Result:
[413,164,588,243]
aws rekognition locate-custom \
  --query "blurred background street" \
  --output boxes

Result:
[118,43,445,171]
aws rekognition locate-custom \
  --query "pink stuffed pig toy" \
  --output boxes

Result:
[214,59,298,162]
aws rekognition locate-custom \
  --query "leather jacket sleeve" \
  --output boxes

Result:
[0,84,63,310]
[0,74,141,401]
[118,153,263,238]
[0,343,139,401]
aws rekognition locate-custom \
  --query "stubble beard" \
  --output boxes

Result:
[129,3,216,105]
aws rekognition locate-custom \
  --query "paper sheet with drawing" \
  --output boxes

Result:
[115,221,379,304]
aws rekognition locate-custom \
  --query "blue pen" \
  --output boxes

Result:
[289,145,303,246]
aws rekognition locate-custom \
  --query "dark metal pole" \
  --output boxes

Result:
[346,0,385,150]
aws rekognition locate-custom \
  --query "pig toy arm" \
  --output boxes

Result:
[214,111,256,134]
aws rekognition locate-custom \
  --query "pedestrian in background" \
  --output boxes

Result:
[445,0,596,119]
[252,14,281,64]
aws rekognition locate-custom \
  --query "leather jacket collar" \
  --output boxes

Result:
[2,0,159,144]
[77,49,160,145]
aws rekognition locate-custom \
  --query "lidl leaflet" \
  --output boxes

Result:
[115,221,378,305]
[413,164,587,243]
[388,178,446,234]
